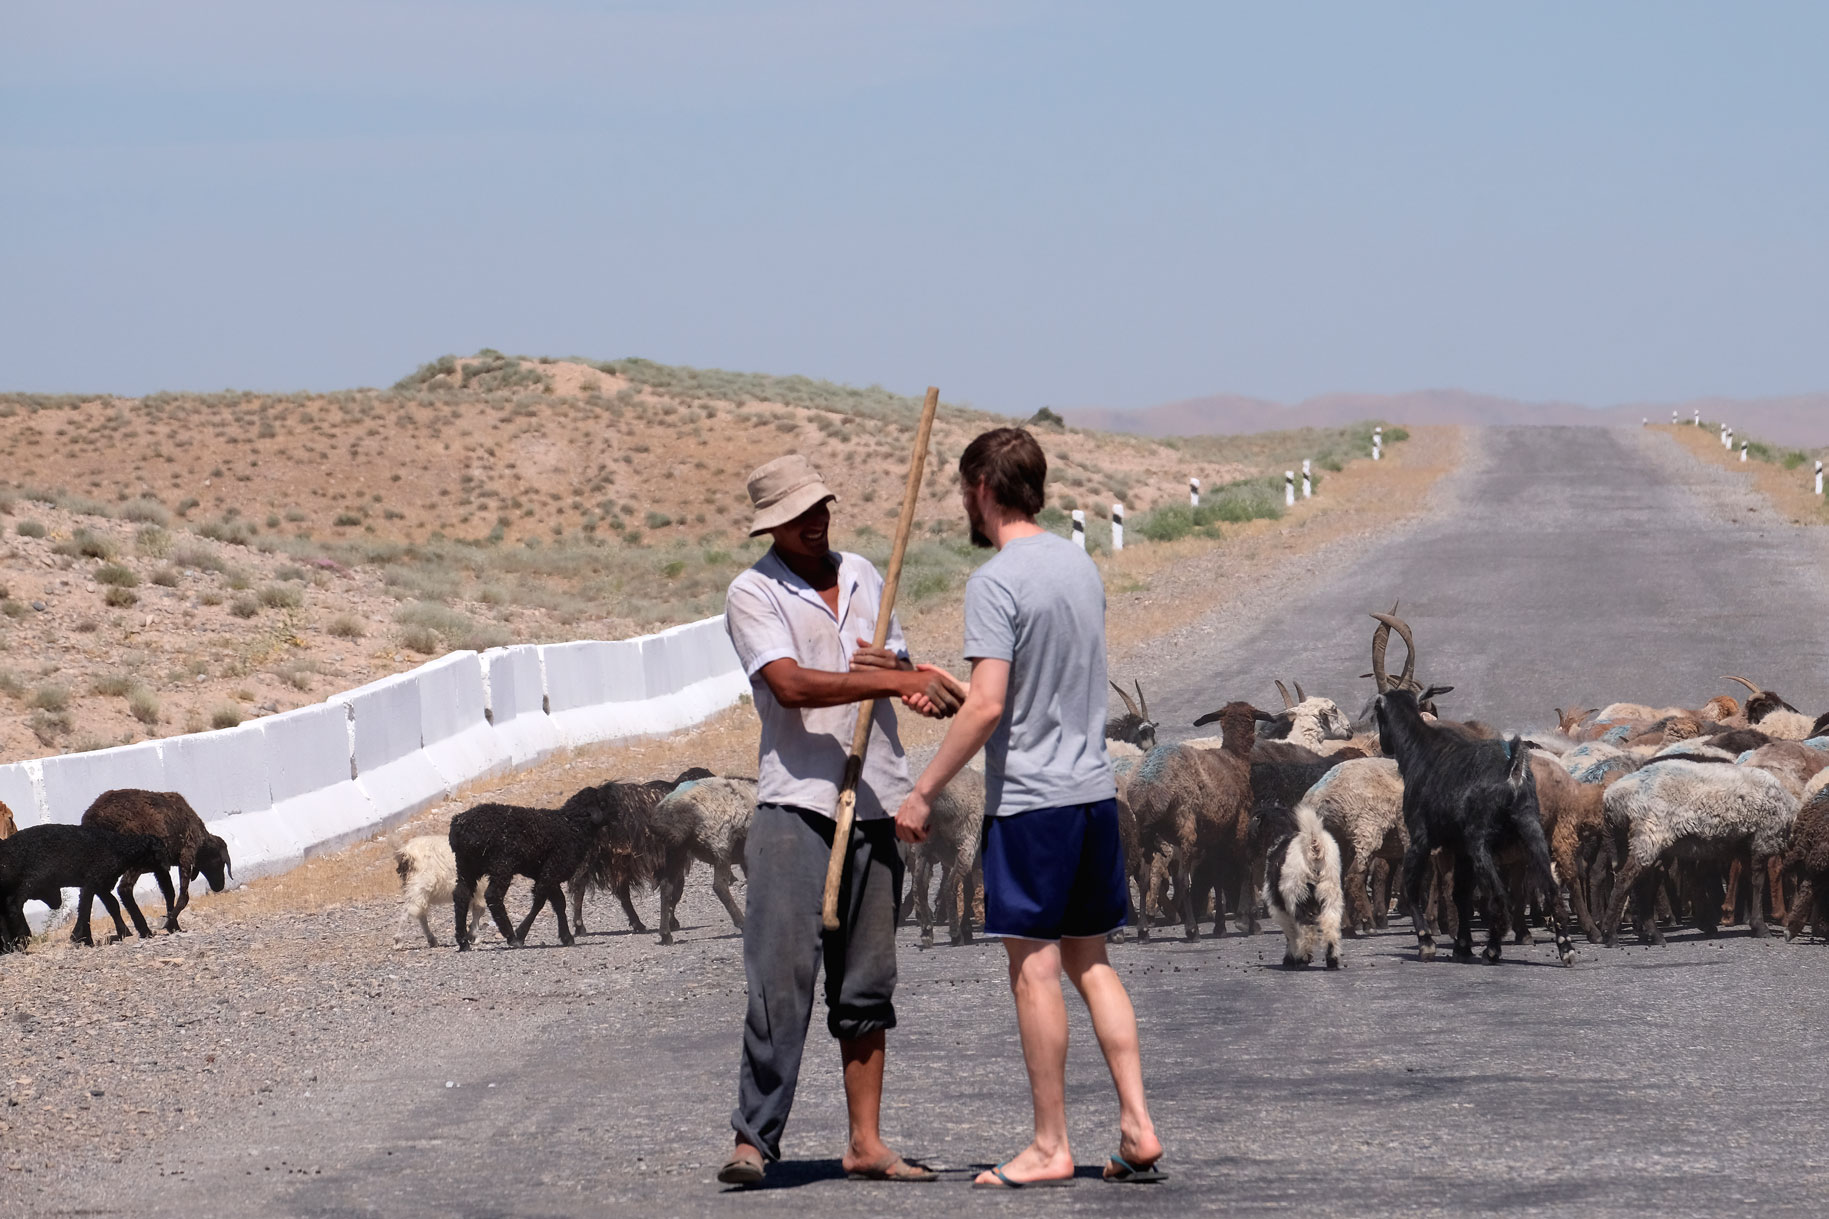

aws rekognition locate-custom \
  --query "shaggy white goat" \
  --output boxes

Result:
[395,834,486,949]
[1294,758,1405,935]
[1261,803,1344,968]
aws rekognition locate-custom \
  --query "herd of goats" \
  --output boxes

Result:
[3,609,1829,972]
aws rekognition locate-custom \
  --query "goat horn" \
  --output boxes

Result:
[1109,680,1140,720]
[1370,612,1417,690]
[1135,680,1150,724]
[1370,618,1391,692]
[1294,681,1306,703]
[1275,680,1293,709]
[1721,675,1762,695]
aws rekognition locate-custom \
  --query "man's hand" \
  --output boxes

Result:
[895,789,933,844]
[904,664,964,718]
[849,640,904,672]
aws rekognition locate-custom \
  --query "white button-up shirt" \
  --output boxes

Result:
[724,548,913,821]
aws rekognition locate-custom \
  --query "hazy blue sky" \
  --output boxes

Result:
[3,2,1824,412]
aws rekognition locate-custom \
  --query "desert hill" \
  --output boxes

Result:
[1067,388,1829,448]
[0,353,1386,759]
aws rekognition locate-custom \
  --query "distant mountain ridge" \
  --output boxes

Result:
[1064,389,1829,448]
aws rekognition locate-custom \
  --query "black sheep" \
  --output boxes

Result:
[1374,687,1574,965]
[0,824,167,950]
[561,767,713,935]
[448,803,593,949]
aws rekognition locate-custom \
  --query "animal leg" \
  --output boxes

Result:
[416,900,438,948]
[1601,854,1649,948]
[1471,848,1511,964]
[1338,842,1368,937]
[913,854,937,948]
[710,862,745,932]
[611,878,649,935]
[547,878,575,946]
[656,864,686,946]
[1766,856,1787,925]
[1786,878,1814,941]
[1370,856,1393,929]
[1746,852,1770,939]
[1448,855,1477,961]
[1177,852,1199,942]
[1270,901,1302,966]
[167,868,189,932]
[451,877,477,949]
[1400,839,1436,961]
[113,871,157,940]
[962,859,981,944]
[94,888,131,944]
[1320,892,1344,969]
[483,876,519,944]
[1505,862,1533,945]
[569,880,588,936]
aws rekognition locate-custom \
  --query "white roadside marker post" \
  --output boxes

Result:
[1642,417,1648,426]
[1302,459,1312,499]
[1373,427,1383,460]
[1111,503,1124,551]
[1285,471,1295,507]
[1189,477,1200,508]
[1726,426,1734,451]
[1816,461,1823,496]
[1071,509,1085,549]
[1740,441,1748,463]
[1694,410,1700,426]
[1672,411,1678,425]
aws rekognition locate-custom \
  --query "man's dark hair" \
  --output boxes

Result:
[959,427,1046,517]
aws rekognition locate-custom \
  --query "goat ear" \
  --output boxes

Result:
[1421,684,1455,700]
[1192,709,1223,727]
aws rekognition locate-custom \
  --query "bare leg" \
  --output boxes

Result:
[973,939,1076,1186]
[1061,936,1163,1172]
[838,1030,894,1173]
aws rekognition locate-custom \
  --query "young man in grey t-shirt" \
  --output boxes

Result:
[895,427,1164,1188]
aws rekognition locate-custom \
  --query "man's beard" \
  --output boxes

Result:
[966,504,992,549]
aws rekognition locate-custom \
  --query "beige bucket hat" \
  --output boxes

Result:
[746,454,837,536]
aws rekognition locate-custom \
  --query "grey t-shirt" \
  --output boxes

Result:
[963,531,1117,816]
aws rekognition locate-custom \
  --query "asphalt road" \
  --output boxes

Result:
[31,427,1829,1218]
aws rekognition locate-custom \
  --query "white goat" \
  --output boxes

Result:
[395,834,486,949]
[1261,803,1344,968]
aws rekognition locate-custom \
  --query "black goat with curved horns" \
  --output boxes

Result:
[1374,687,1575,966]
[1362,603,1452,716]
[1107,679,1157,752]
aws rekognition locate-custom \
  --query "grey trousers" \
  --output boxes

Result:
[731,804,902,1161]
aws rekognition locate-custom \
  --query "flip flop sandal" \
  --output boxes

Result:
[972,1162,1077,1189]
[846,1155,938,1182]
[716,1154,766,1186]
[1103,1154,1167,1183]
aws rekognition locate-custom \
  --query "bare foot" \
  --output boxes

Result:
[1116,1124,1163,1170]
[973,1141,1075,1186]
[841,1135,896,1176]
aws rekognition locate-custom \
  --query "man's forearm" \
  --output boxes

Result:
[766,666,917,709]
[914,699,1000,799]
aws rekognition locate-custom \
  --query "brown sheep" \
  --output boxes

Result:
[0,798,15,839]
[1783,788,1829,941]
[81,790,231,936]
[1130,702,1275,940]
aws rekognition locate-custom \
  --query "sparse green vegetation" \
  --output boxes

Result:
[327,614,366,639]
[95,563,139,588]
[229,593,260,618]
[210,704,243,729]
[16,519,45,538]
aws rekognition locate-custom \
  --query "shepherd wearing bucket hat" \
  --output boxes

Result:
[717,454,964,1187]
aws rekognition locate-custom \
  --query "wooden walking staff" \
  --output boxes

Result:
[821,386,941,930]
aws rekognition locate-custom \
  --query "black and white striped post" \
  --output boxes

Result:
[1815,461,1823,496]
[1671,411,1678,425]
[1725,426,1734,451]
[1740,440,1748,463]
[1373,426,1383,460]
[1301,459,1312,499]
[1189,477,1200,508]
[1071,509,1086,549]
[1111,502,1125,550]
[1694,410,1700,426]
[1285,470,1295,507]
[1720,423,1728,449]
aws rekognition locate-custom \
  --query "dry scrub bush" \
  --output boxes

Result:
[327,614,365,639]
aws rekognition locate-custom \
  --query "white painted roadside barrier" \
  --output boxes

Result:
[1,616,751,933]
[1071,509,1086,549]
[1111,503,1124,551]
[1189,477,1200,508]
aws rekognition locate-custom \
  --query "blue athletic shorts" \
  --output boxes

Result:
[981,797,1128,941]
